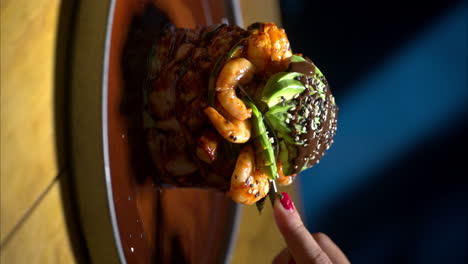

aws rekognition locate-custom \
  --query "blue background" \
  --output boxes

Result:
[280,0,468,262]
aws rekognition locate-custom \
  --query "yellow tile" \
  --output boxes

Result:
[0,182,76,263]
[231,184,299,263]
[239,0,282,27]
[0,0,61,241]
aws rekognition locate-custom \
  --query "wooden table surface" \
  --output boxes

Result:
[0,0,298,262]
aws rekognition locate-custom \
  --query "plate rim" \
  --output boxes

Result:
[101,0,126,262]
[70,0,243,263]
[70,0,122,262]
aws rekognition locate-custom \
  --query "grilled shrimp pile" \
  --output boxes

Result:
[145,22,337,205]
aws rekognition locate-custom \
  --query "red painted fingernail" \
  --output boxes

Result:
[280,192,294,211]
[288,258,296,264]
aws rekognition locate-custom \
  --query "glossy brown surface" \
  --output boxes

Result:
[107,0,237,263]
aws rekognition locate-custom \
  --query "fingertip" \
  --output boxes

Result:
[281,192,295,210]
[273,195,332,263]
[273,193,297,230]
[273,194,304,241]
[312,232,331,244]
[273,192,295,213]
[273,195,283,212]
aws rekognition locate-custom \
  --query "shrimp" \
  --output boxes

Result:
[277,162,296,186]
[196,129,220,163]
[227,145,270,205]
[216,57,254,121]
[204,106,251,143]
[247,22,293,75]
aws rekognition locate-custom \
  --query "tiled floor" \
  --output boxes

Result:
[0,0,61,243]
[0,181,75,263]
[0,0,71,262]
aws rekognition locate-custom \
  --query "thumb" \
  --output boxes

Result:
[273,192,332,264]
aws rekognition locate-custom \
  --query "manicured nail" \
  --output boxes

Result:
[280,192,294,211]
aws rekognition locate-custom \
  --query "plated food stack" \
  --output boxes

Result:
[145,22,338,205]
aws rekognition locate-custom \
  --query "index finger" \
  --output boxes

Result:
[273,193,332,264]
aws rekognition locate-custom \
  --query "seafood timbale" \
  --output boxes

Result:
[141,22,338,205]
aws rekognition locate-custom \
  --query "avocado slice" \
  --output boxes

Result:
[290,54,306,63]
[261,72,306,108]
[265,101,302,144]
[290,55,327,92]
[243,99,278,180]
[278,140,294,176]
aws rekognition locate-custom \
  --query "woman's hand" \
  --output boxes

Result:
[273,192,350,264]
